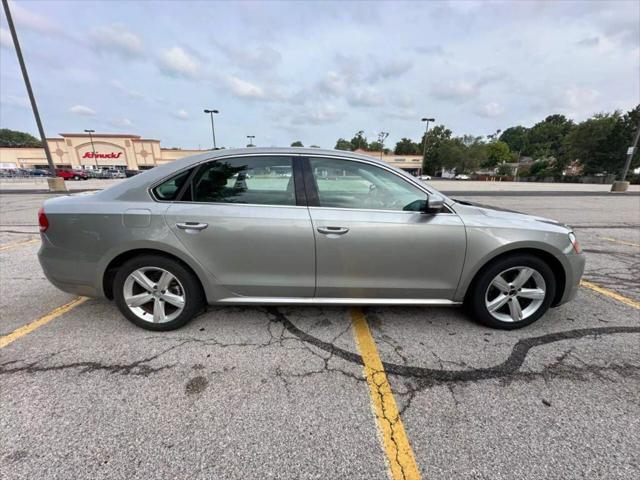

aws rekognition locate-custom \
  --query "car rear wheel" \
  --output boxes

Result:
[113,255,204,331]
[466,254,556,329]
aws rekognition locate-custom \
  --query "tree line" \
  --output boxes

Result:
[330,105,640,177]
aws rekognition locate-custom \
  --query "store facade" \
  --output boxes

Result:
[0,133,205,170]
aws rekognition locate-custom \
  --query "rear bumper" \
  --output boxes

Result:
[556,253,585,306]
[38,235,101,298]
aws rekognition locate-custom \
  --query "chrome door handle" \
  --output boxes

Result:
[317,226,349,235]
[176,222,208,231]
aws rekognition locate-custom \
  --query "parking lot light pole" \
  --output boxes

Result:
[421,117,435,175]
[203,109,219,149]
[611,121,640,192]
[2,0,56,178]
[247,135,255,147]
[84,129,98,169]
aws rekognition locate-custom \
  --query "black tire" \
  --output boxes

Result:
[465,253,556,330]
[113,254,204,331]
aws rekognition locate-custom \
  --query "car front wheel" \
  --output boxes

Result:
[466,254,556,329]
[113,255,204,331]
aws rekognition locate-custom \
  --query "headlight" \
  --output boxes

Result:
[568,232,582,253]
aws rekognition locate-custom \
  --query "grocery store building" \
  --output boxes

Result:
[0,132,206,171]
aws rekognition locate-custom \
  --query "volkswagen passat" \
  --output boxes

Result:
[38,148,585,331]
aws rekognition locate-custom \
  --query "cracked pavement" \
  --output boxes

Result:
[1,192,639,479]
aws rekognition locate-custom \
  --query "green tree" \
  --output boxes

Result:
[484,141,512,168]
[368,141,383,152]
[310,145,321,148]
[421,125,453,175]
[562,107,639,175]
[350,130,368,150]
[335,138,351,150]
[290,141,304,147]
[528,159,552,178]
[528,114,574,160]
[499,126,529,155]
[0,129,42,147]
[394,137,420,155]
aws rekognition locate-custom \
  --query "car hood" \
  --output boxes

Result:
[452,199,571,232]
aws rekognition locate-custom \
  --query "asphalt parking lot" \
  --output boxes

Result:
[1,185,639,479]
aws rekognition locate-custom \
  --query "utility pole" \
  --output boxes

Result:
[247,135,255,147]
[421,117,435,174]
[2,0,56,176]
[84,129,98,168]
[611,121,640,192]
[203,109,219,149]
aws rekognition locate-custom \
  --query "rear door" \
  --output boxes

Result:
[162,155,316,298]
[304,156,466,300]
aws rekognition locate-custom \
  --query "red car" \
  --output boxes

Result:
[55,169,89,181]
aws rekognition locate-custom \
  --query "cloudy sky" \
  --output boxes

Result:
[1,0,638,149]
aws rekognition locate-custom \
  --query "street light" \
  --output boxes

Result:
[421,117,435,175]
[203,109,219,149]
[247,135,255,147]
[84,129,98,168]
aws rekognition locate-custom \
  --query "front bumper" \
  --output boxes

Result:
[556,252,586,306]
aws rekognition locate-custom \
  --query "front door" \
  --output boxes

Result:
[164,155,315,298]
[305,156,466,299]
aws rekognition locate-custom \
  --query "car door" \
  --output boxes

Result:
[304,156,466,300]
[162,155,316,298]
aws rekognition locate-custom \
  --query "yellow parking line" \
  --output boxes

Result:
[581,280,640,310]
[601,237,640,248]
[0,297,87,349]
[0,238,39,252]
[350,308,421,480]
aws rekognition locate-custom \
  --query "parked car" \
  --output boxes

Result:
[104,169,125,178]
[125,169,142,178]
[55,169,89,181]
[38,148,584,331]
[420,174,432,181]
[454,174,471,180]
[30,168,51,177]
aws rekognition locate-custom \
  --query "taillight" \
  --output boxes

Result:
[38,207,49,232]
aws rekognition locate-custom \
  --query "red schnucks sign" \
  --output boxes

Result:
[82,152,123,159]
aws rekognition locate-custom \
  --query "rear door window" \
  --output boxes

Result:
[191,156,296,206]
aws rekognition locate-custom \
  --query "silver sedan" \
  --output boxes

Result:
[38,148,585,331]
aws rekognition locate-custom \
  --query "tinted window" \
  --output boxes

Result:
[153,169,191,200]
[192,156,295,206]
[309,157,426,211]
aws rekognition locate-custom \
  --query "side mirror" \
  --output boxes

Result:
[426,193,445,213]
[402,194,445,213]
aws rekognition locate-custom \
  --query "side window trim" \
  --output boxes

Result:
[291,157,308,207]
[175,165,199,202]
[299,157,320,207]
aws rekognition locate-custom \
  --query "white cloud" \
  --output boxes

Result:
[217,42,282,70]
[431,80,478,101]
[1,94,29,109]
[293,104,343,125]
[157,46,201,78]
[475,102,505,118]
[349,87,385,107]
[110,80,144,99]
[0,28,13,49]
[372,59,413,81]
[90,24,143,59]
[11,2,60,35]
[173,109,189,120]
[109,118,134,128]
[69,105,96,116]
[224,76,266,100]
[561,85,600,109]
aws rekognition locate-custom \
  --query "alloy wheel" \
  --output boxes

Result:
[123,267,186,323]
[484,266,546,323]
